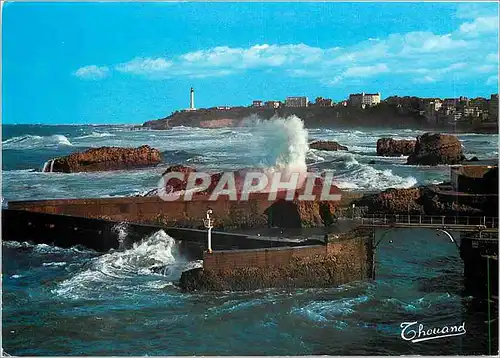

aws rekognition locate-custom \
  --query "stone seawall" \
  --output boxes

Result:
[7,194,341,229]
[179,228,373,291]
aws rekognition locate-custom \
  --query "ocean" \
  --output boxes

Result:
[1,119,498,355]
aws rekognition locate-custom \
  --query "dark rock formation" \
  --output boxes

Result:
[154,165,343,228]
[352,181,498,217]
[161,164,197,192]
[46,145,161,173]
[407,133,465,165]
[309,140,348,151]
[457,166,498,195]
[376,138,416,156]
[353,188,424,214]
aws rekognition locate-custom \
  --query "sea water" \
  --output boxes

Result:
[1,121,498,355]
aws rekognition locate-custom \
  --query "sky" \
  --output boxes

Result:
[2,2,499,125]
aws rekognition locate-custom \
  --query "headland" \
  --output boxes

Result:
[143,93,499,134]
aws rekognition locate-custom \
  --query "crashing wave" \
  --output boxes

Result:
[52,230,202,300]
[2,134,73,150]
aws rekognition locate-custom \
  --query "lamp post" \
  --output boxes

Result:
[204,209,213,254]
[352,203,355,219]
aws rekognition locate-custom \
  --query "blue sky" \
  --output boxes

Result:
[3,2,499,124]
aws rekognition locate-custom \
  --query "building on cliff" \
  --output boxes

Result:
[348,92,381,108]
[490,94,499,121]
[252,100,263,107]
[285,96,308,107]
[314,97,334,107]
[264,100,281,109]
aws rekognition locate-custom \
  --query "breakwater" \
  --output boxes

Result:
[6,192,341,229]
[180,228,373,291]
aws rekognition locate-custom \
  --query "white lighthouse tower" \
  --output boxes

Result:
[188,87,196,111]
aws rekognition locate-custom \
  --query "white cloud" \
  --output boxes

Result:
[344,64,389,77]
[459,16,498,36]
[486,75,499,85]
[76,4,498,87]
[74,65,109,80]
[399,32,469,54]
[414,76,437,84]
[456,3,497,20]
[115,57,173,76]
[486,53,499,63]
[477,65,496,73]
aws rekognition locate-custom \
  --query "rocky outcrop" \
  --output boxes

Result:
[161,164,197,193]
[407,133,465,165]
[457,166,498,195]
[353,188,424,214]
[150,165,343,228]
[45,145,161,173]
[376,138,416,156]
[309,140,348,151]
[352,183,498,217]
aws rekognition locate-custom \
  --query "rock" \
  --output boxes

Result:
[406,133,465,165]
[376,138,416,156]
[353,188,424,215]
[457,166,499,195]
[368,160,376,165]
[352,184,498,217]
[309,140,348,151]
[47,145,161,173]
[468,156,479,162]
[161,164,197,193]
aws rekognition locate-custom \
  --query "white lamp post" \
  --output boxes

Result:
[204,209,213,254]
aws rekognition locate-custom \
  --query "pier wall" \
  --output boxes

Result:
[1,209,303,257]
[7,194,340,229]
[203,245,327,271]
[179,230,373,291]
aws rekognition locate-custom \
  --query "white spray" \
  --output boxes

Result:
[42,160,51,173]
[52,230,202,300]
[239,115,310,189]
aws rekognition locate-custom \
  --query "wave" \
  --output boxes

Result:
[313,153,417,191]
[52,230,202,300]
[2,241,96,255]
[239,115,309,180]
[43,262,68,267]
[2,134,73,150]
[291,295,370,323]
[74,132,115,139]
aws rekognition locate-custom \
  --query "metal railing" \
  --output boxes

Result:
[359,214,498,228]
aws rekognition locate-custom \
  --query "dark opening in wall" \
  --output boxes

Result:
[265,200,302,228]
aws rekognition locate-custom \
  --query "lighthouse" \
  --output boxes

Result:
[189,87,195,110]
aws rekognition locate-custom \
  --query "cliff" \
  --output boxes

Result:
[143,104,428,130]
[143,104,499,133]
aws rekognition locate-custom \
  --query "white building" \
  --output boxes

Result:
[348,92,381,108]
[285,96,308,107]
